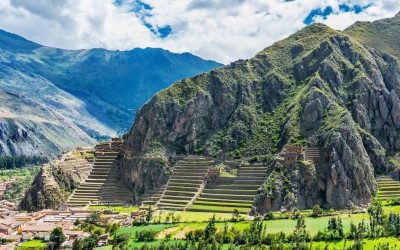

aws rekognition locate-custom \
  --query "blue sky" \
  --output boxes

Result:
[0,0,399,63]
[303,3,373,25]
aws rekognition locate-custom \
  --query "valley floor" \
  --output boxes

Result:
[87,203,400,249]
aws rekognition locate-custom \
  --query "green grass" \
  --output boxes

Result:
[127,240,184,249]
[262,213,367,235]
[187,204,249,213]
[153,211,234,223]
[95,237,400,249]
[71,150,94,159]
[16,240,47,250]
[150,211,369,240]
[89,205,139,213]
[311,237,400,249]
[115,224,174,238]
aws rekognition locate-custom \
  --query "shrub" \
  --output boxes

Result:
[136,229,158,242]
[311,204,323,217]
[263,211,275,220]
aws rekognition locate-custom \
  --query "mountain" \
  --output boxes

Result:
[0,29,222,158]
[345,12,400,60]
[122,12,400,210]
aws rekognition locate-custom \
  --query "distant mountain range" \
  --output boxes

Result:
[0,29,222,158]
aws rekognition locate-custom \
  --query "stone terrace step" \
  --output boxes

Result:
[193,200,252,208]
[200,193,255,201]
[209,184,261,190]
[202,189,257,196]
[67,146,132,206]
[161,195,195,201]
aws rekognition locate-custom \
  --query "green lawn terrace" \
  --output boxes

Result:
[188,164,267,214]
[376,175,400,201]
[156,156,213,211]
[140,155,268,215]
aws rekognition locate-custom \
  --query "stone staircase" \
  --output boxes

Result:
[188,164,267,214]
[66,145,132,206]
[376,175,400,201]
[304,147,321,166]
[155,156,213,211]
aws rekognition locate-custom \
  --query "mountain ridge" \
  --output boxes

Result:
[121,13,400,210]
[0,29,222,158]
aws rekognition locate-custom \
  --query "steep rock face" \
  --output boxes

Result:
[123,14,400,210]
[20,151,92,211]
[253,161,321,213]
[119,157,170,202]
[0,90,102,157]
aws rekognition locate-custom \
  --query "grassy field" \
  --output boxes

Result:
[153,211,235,223]
[93,205,400,249]
[115,224,174,238]
[0,166,39,203]
[89,205,139,213]
[311,237,400,249]
[188,204,249,213]
[132,211,369,241]
[96,237,400,250]
[16,240,47,250]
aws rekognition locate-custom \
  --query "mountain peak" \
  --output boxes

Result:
[0,29,41,52]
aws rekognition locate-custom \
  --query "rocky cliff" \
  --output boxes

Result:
[20,149,93,211]
[123,13,400,210]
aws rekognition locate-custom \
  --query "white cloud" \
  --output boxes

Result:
[0,0,399,63]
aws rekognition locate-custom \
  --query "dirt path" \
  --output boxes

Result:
[156,227,179,239]
[174,228,192,239]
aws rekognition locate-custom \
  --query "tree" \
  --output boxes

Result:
[311,204,323,217]
[112,234,129,250]
[368,203,384,237]
[204,215,217,242]
[50,227,66,249]
[86,213,100,225]
[248,217,264,245]
[349,221,368,250]
[291,215,309,247]
[231,209,241,222]
[83,234,99,249]
[107,223,120,236]
[72,239,84,250]
[145,206,153,223]
[73,234,99,250]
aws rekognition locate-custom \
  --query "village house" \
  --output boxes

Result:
[280,145,305,164]
[0,200,17,211]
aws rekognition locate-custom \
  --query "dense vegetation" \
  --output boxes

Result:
[0,155,46,169]
[0,167,39,203]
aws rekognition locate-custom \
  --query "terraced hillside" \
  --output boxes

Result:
[188,164,267,214]
[140,186,165,207]
[67,144,132,206]
[376,175,400,201]
[155,157,214,211]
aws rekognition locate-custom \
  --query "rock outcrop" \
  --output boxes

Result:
[122,13,400,211]
[20,149,93,211]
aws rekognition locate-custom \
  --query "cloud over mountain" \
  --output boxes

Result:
[0,0,399,63]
